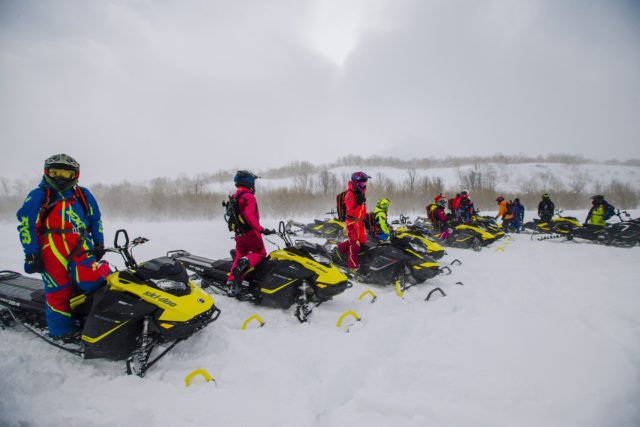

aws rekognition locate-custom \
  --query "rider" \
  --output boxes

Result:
[455,190,476,224]
[371,198,392,242]
[226,170,274,297]
[511,198,526,233]
[16,154,110,341]
[433,198,453,239]
[337,172,370,275]
[538,193,555,223]
[495,196,514,230]
[585,195,615,227]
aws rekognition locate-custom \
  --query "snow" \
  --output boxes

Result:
[1,212,640,427]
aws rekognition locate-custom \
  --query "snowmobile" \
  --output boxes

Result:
[168,222,350,323]
[409,217,497,251]
[389,215,447,260]
[0,229,220,377]
[567,211,639,247]
[286,211,345,241]
[473,215,506,239]
[523,211,582,237]
[329,232,449,288]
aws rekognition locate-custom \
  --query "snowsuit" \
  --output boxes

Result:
[585,202,611,227]
[372,207,390,241]
[456,196,476,224]
[17,179,110,337]
[433,206,452,239]
[337,182,367,269]
[496,200,514,229]
[511,201,525,232]
[538,199,555,223]
[228,186,267,282]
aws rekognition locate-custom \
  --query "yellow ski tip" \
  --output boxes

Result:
[184,368,215,387]
[241,314,266,330]
[336,310,361,328]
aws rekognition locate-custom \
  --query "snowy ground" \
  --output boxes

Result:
[1,211,639,427]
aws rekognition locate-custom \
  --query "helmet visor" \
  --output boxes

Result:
[48,168,76,179]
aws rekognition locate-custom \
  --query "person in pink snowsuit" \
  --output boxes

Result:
[226,170,274,296]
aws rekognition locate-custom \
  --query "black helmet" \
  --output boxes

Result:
[591,195,604,204]
[43,153,80,191]
[234,170,259,190]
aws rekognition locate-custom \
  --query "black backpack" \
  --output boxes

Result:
[336,191,348,221]
[223,192,251,234]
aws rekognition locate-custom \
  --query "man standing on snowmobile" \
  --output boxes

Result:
[16,154,110,341]
[337,172,370,276]
[226,170,274,297]
[538,193,555,223]
[495,196,514,230]
[371,198,392,242]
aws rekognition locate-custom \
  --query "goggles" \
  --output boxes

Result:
[47,168,76,179]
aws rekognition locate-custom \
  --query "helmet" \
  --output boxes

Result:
[496,196,505,202]
[542,193,550,200]
[234,170,259,190]
[43,153,79,191]
[434,194,446,203]
[514,198,520,203]
[351,171,371,191]
[437,198,447,207]
[591,194,604,204]
[460,189,469,196]
[376,198,391,210]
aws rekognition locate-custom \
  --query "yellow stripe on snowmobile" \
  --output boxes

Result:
[269,250,347,285]
[260,279,297,294]
[405,249,423,259]
[414,262,440,270]
[456,224,496,240]
[82,320,130,344]
[70,294,87,309]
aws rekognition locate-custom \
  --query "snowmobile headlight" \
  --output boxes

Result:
[152,278,189,294]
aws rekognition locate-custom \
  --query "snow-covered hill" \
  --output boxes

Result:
[1,212,639,427]
[204,163,640,195]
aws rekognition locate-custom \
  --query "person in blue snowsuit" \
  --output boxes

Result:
[17,154,110,340]
[511,198,525,233]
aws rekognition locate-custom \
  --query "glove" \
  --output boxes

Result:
[93,244,105,261]
[24,253,43,274]
[261,229,276,235]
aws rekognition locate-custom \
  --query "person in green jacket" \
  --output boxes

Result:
[371,198,393,241]
[585,195,614,226]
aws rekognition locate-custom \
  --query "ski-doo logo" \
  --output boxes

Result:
[0,297,20,307]
[143,291,177,307]
[190,265,205,273]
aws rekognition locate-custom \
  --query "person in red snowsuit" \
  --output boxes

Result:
[226,170,274,296]
[433,198,452,239]
[337,172,370,272]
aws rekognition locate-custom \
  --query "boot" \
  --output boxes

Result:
[228,257,250,297]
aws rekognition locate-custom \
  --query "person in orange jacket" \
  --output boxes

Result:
[495,196,514,230]
[337,172,370,274]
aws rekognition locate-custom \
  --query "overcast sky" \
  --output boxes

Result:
[1,0,639,184]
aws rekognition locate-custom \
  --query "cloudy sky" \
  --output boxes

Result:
[1,0,639,184]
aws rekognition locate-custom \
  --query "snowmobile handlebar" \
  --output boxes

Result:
[83,229,148,270]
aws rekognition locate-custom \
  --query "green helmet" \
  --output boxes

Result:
[376,198,391,210]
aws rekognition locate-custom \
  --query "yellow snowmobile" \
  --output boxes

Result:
[0,230,220,377]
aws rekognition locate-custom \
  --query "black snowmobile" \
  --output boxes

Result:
[567,211,639,247]
[0,230,220,377]
[329,232,450,290]
[409,217,497,251]
[168,222,350,322]
[523,210,582,237]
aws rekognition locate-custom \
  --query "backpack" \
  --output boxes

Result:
[506,201,513,215]
[37,186,90,234]
[365,211,378,234]
[223,192,251,234]
[336,191,348,221]
[603,202,616,220]
[426,203,438,225]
